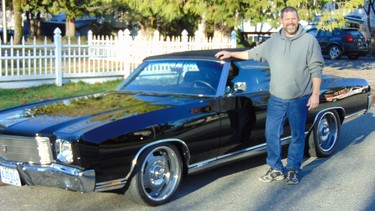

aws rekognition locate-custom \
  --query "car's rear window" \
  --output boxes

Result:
[344,29,363,36]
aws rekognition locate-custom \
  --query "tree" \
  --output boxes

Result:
[317,0,365,31]
[22,0,48,36]
[22,0,50,37]
[12,0,22,44]
[112,0,365,39]
[194,0,365,35]
[364,0,375,36]
[1,0,12,42]
[13,0,367,41]
[106,0,200,37]
[43,0,102,37]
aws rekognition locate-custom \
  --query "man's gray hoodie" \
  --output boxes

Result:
[247,24,324,100]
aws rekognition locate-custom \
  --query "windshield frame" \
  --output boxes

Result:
[116,58,228,97]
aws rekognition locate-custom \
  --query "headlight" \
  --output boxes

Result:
[55,139,74,164]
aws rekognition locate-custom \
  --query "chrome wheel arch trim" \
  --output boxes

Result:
[95,138,190,192]
[307,107,346,134]
[125,138,191,181]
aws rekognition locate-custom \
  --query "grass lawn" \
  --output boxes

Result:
[0,80,122,110]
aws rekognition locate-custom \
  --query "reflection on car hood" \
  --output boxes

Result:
[321,74,370,91]
[0,91,199,135]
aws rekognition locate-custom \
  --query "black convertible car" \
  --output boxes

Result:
[0,49,372,206]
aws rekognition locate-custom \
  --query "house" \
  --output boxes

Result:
[40,13,98,38]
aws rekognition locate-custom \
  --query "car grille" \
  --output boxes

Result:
[0,134,53,165]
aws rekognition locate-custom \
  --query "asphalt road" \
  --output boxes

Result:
[0,107,374,211]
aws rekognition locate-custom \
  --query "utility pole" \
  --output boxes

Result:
[2,0,6,43]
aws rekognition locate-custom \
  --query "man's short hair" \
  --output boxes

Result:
[280,6,298,19]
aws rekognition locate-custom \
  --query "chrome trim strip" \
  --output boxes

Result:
[115,133,299,183]
[306,107,345,133]
[125,138,190,180]
[95,179,127,192]
[187,137,291,175]
[344,109,367,123]
[95,138,190,192]
[368,94,373,111]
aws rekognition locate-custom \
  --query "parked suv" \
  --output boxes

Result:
[307,28,368,60]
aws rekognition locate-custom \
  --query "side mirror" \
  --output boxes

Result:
[234,82,247,93]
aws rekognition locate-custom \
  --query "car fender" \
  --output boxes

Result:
[307,107,346,136]
[328,42,343,50]
[125,138,191,180]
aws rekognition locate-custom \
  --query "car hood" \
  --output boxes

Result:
[0,91,202,136]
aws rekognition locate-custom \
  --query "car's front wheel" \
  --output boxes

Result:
[308,110,340,157]
[328,45,342,60]
[126,144,183,206]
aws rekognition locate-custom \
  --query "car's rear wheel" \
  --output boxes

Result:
[308,110,340,157]
[126,144,183,206]
[328,45,342,60]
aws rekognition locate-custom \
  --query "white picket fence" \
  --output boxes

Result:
[0,28,236,89]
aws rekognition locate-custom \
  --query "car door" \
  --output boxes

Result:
[316,30,332,53]
[217,60,273,155]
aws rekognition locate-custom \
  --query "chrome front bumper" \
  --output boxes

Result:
[0,160,95,192]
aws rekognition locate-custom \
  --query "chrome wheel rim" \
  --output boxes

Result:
[329,46,341,59]
[317,112,338,152]
[140,146,181,201]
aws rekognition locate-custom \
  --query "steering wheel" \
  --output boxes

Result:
[191,80,216,92]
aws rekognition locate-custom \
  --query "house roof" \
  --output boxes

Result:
[344,15,365,24]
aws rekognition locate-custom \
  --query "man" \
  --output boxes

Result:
[215,6,324,185]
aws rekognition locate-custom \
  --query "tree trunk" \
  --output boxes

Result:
[36,12,41,37]
[12,0,22,44]
[26,12,31,34]
[65,17,76,37]
[29,12,41,37]
[369,0,375,38]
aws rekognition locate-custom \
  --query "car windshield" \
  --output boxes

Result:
[119,60,224,96]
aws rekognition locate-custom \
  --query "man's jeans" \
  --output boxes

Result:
[265,95,309,171]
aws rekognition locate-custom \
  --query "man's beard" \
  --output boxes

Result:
[285,24,298,35]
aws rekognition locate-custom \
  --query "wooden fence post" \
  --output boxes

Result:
[54,28,63,86]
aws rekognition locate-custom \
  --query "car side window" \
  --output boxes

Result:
[332,30,340,36]
[319,30,332,38]
[229,61,270,93]
[306,29,318,37]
